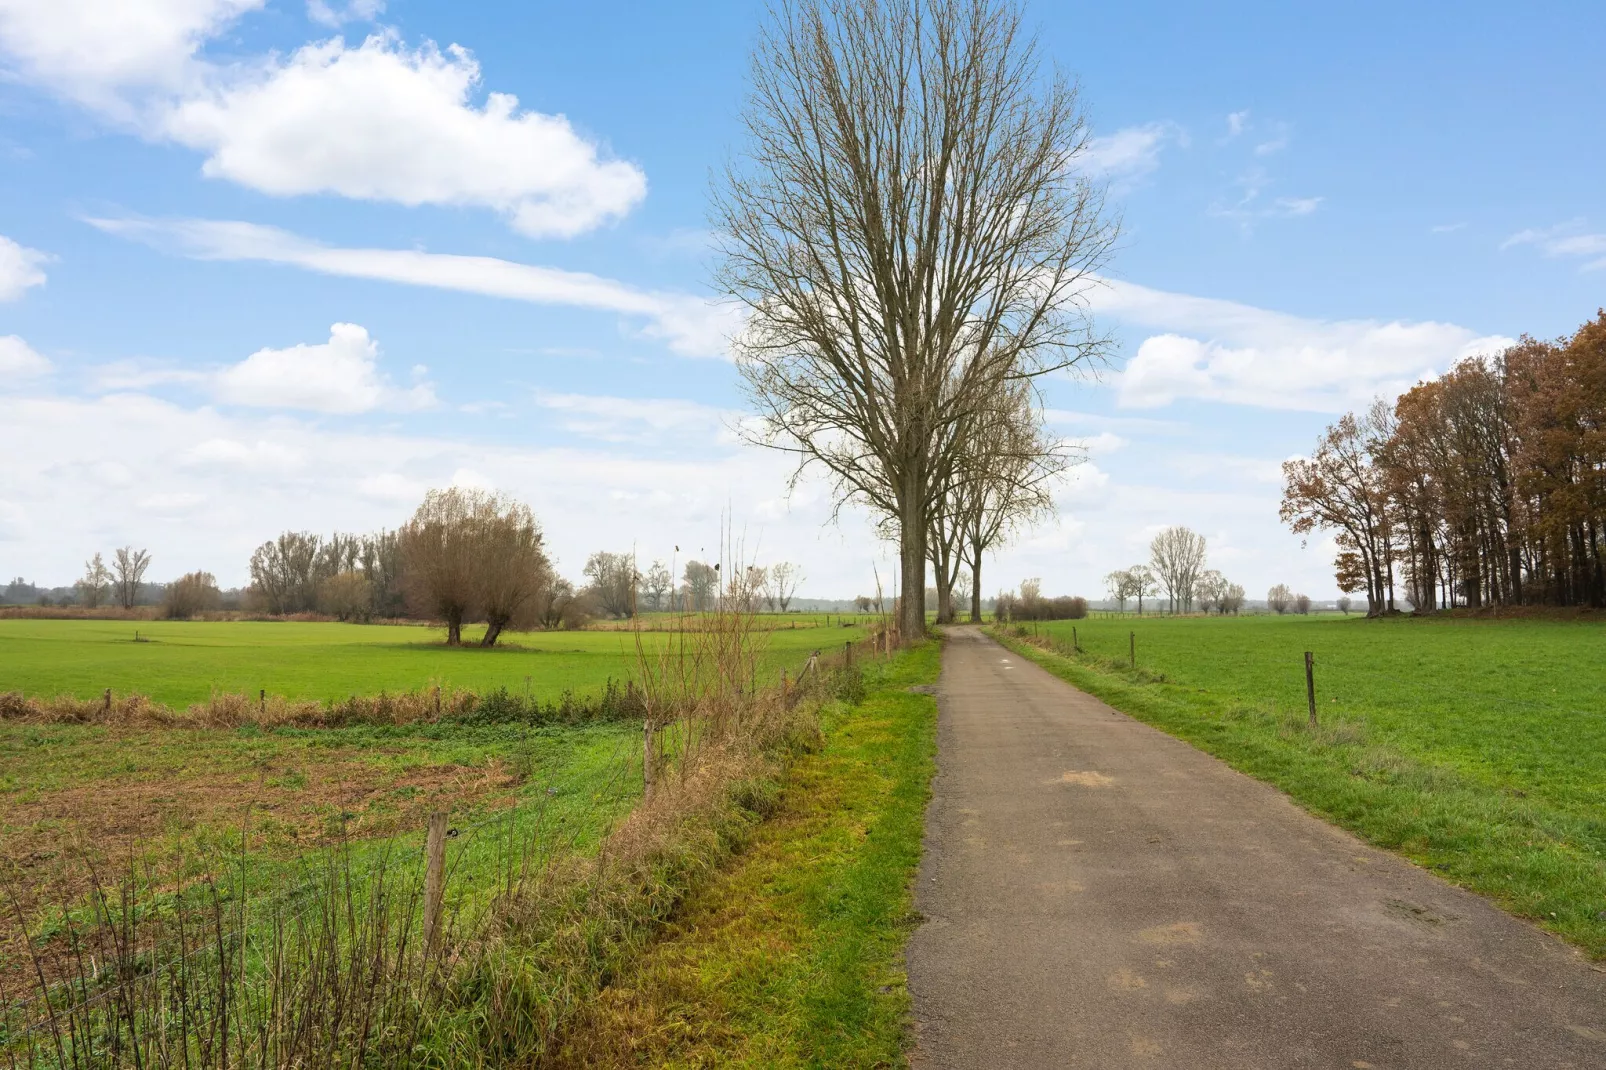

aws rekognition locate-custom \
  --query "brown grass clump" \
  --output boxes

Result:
[0,687,479,728]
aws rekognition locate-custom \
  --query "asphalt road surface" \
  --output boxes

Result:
[906,627,1606,1069]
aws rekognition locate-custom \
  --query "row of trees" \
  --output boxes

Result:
[1282,312,1606,613]
[248,531,406,619]
[1104,527,1246,615]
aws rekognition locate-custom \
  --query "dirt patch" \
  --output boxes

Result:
[0,732,522,993]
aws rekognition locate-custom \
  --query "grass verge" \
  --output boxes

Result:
[552,640,941,1067]
[991,626,1606,959]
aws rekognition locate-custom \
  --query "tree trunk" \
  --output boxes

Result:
[969,548,983,623]
[481,618,504,647]
[898,473,927,640]
[446,613,462,646]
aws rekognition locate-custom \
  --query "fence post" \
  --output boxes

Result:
[103,688,111,713]
[1072,626,1079,653]
[1304,651,1317,727]
[1129,632,1135,670]
[259,688,265,717]
[845,640,852,667]
[643,718,654,801]
[423,811,448,956]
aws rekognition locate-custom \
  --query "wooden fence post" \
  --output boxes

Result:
[1072,626,1079,653]
[259,688,266,717]
[845,640,853,667]
[1304,651,1317,727]
[103,688,111,713]
[643,719,654,801]
[1129,632,1135,670]
[423,811,448,956]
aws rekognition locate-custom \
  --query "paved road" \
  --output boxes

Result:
[907,627,1606,1069]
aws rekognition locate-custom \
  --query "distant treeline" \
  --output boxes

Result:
[1284,312,1606,613]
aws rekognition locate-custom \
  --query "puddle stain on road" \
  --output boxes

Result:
[1053,770,1115,787]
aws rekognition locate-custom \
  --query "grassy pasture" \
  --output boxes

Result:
[998,613,1606,955]
[0,616,864,708]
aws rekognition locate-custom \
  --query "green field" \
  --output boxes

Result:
[0,616,865,708]
[997,613,1606,955]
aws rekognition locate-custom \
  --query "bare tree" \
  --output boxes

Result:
[1194,569,1228,614]
[399,489,485,645]
[249,532,320,615]
[1104,568,1132,612]
[682,560,719,612]
[476,500,548,646]
[1130,565,1155,614]
[112,547,151,610]
[1267,583,1293,614]
[1149,526,1207,614]
[947,382,1070,622]
[767,561,804,611]
[77,553,112,609]
[853,594,873,613]
[1294,593,1313,615]
[716,0,1115,640]
[1221,583,1246,615]
[641,560,673,612]
[1336,595,1353,615]
[584,552,639,619]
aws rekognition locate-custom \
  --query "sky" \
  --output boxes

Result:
[0,0,1602,600]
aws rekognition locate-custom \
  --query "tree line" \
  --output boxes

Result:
[1282,312,1606,613]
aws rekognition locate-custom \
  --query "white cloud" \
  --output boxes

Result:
[306,0,382,28]
[0,0,262,113]
[1431,222,1467,234]
[0,335,49,381]
[1225,111,1249,138]
[1502,221,1606,270]
[1081,122,1182,184]
[214,322,435,413]
[1092,278,1513,411]
[91,216,741,357]
[0,5,644,237]
[1273,196,1322,216]
[0,234,48,300]
[162,34,646,238]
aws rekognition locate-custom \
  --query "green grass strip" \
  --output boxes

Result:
[553,641,941,1068]
[992,629,1606,959]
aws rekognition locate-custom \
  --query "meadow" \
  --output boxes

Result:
[0,614,865,708]
[996,612,1606,955]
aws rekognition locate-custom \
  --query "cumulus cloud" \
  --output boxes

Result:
[91,216,741,358]
[0,235,49,300]
[1093,278,1513,411]
[162,34,646,238]
[213,322,435,413]
[0,0,261,113]
[0,335,50,381]
[0,4,645,237]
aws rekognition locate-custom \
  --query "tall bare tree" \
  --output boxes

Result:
[111,547,151,610]
[682,560,719,611]
[1149,526,1206,614]
[77,553,111,609]
[716,0,1115,639]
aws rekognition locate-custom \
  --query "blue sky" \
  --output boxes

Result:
[0,0,1602,600]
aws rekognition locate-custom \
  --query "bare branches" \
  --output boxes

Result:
[716,0,1115,636]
